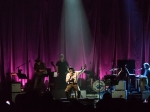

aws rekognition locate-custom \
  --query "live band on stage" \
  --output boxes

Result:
[11,58,150,99]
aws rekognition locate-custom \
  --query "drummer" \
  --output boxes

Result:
[143,63,150,87]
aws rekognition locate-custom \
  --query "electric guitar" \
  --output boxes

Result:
[35,69,47,75]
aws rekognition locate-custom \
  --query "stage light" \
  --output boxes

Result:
[60,0,92,79]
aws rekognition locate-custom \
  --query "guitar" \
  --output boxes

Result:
[35,69,47,75]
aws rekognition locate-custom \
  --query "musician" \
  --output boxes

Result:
[34,58,47,93]
[143,63,150,87]
[56,54,69,89]
[65,65,86,99]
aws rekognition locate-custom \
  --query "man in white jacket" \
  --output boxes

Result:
[65,65,86,99]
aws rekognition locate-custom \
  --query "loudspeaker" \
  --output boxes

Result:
[12,83,21,92]
[115,81,126,91]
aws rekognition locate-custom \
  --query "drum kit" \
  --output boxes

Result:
[86,68,120,93]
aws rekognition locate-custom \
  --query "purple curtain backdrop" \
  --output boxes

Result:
[0,0,150,85]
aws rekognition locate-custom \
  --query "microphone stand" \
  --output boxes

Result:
[16,60,30,70]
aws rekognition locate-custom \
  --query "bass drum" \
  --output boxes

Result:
[92,80,105,92]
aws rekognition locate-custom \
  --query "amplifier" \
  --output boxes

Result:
[115,81,126,91]
[12,83,21,92]
[112,90,127,99]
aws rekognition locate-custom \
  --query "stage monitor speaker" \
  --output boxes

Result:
[112,90,127,99]
[117,60,135,74]
[12,83,21,92]
[115,81,126,91]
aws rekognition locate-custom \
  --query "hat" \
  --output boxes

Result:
[35,58,41,62]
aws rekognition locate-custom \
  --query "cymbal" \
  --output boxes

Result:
[110,68,118,72]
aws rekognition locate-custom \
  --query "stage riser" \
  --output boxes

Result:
[50,90,86,99]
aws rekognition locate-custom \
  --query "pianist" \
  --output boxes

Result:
[143,63,150,87]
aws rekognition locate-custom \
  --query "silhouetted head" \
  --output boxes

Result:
[103,92,112,100]
[143,63,150,69]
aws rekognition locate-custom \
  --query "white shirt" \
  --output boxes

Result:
[66,69,85,84]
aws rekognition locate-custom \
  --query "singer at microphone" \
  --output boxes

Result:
[65,65,86,99]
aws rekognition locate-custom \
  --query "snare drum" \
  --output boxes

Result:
[92,80,105,92]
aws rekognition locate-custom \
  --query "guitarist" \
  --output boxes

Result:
[34,58,47,93]
[56,54,69,89]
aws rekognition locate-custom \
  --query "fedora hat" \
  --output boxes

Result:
[35,58,41,62]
